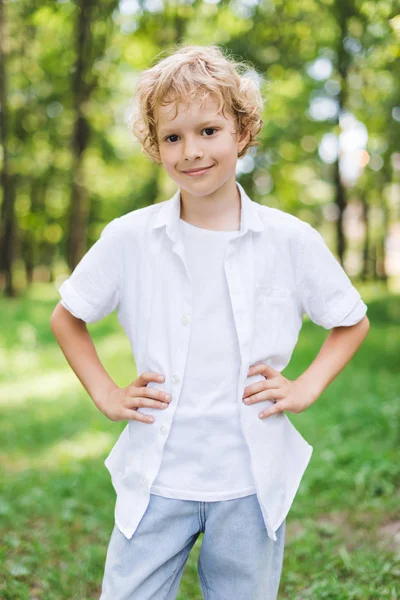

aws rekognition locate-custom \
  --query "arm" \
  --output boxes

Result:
[50,302,119,413]
[50,302,171,423]
[295,314,370,404]
[243,221,372,418]
[243,315,370,419]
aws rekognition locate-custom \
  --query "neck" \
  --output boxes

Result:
[179,176,241,231]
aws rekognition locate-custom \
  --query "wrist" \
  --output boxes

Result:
[295,374,323,405]
[92,381,119,415]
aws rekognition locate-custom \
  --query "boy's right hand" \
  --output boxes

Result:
[101,372,171,424]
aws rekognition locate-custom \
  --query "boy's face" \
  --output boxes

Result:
[156,95,249,198]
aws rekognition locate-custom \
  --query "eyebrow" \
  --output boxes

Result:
[158,119,225,136]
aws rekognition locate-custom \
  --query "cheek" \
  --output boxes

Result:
[213,137,237,160]
[159,147,176,168]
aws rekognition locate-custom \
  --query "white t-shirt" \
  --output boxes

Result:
[151,218,257,500]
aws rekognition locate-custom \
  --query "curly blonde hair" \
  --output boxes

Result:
[129,44,264,164]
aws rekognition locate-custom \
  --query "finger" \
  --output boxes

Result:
[132,386,172,403]
[258,400,288,419]
[243,379,281,399]
[123,409,155,424]
[135,372,165,386]
[248,363,279,378]
[243,389,284,405]
[126,396,170,411]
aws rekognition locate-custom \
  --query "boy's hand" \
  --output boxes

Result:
[242,363,317,420]
[101,372,171,424]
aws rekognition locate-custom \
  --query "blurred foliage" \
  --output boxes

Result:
[0,0,399,292]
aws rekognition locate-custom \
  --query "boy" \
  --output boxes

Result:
[50,45,370,600]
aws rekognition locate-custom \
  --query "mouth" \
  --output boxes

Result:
[181,165,214,176]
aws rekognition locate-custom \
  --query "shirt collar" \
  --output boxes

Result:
[151,181,264,239]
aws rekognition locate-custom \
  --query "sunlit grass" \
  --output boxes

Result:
[0,283,399,599]
[2,431,115,474]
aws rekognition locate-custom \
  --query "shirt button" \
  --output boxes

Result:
[160,425,168,435]
[140,476,148,488]
[172,374,180,384]
[181,315,190,326]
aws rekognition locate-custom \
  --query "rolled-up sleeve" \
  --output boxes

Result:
[58,218,121,324]
[296,223,367,329]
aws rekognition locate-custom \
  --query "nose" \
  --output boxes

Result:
[183,137,204,161]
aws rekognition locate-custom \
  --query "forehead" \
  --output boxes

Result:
[156,95,230,131]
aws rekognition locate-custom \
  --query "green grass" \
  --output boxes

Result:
[0,283,399,599]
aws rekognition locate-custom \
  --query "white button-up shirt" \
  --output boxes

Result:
[58,181,367,542]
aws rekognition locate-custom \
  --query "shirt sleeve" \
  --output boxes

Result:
[296,223,367,329]
[58,218,121,324]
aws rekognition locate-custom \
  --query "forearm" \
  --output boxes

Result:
[50,303,118,412]
[296,315,370,403]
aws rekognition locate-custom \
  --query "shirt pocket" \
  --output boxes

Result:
[255,285,296,312]
[253,286,298,359]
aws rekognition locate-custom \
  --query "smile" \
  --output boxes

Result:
[182,165,214,177]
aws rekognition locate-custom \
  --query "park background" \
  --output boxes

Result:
[0,0,399,598]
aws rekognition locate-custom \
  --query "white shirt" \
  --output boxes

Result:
[58,181,367,542]
[150,217,256,500]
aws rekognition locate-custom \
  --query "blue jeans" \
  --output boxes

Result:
[100,493,286,600]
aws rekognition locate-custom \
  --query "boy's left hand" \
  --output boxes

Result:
[242,363,317,419]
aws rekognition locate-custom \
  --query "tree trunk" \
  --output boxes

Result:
[334,158,346,266]
[67,0,93,270]
[360,191,370,281]
[23,179,44,286]
[0,0,17,296]
[333,1,352,266]
[67,0,120,270]
[376,180,388,284]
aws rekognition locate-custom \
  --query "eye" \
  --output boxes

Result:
[202,127,218,137]
[164,128,218,143]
